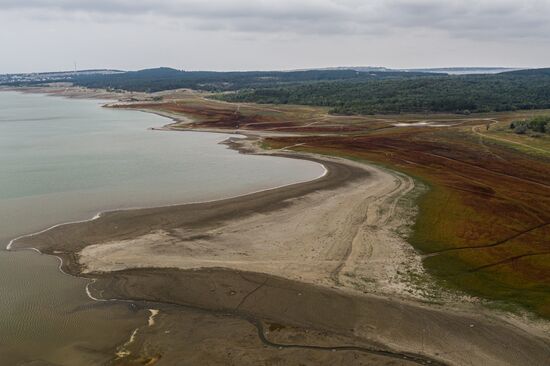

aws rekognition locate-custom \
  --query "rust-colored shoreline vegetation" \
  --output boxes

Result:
[116,94,550,318]
[266,130,550,318]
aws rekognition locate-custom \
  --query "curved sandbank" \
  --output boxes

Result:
[9,154,355,268]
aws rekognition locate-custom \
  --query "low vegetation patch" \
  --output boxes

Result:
[510,115,550,135]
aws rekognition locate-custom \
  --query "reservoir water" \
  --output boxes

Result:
[0,91,324,364]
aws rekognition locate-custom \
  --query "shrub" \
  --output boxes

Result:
[514,124,528,134]
[511,116,550,134]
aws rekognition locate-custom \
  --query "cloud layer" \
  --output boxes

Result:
[1,1,550,73]
[2,0,550,39]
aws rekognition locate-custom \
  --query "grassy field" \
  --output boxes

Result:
[118,94,550,318]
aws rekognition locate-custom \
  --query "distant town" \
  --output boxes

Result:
[0,69,122,85]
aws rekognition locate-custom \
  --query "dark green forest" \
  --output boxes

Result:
[219,69,550,114]
[70,67,433,93]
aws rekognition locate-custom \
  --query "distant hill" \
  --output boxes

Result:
[406,67,522,75]
[296,66,394,72]
[294,66,524,75]
[67,67,437,92]
[501,68,550,76]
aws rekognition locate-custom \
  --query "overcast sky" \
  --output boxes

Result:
[1,0,550,73]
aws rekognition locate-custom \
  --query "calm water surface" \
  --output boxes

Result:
[0,91,324,364]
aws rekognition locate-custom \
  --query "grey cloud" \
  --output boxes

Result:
[1,0,550,39]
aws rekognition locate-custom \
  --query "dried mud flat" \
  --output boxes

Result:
[12,145,550,366]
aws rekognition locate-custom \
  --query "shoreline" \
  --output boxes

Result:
[5,145,328,252]
[11,152,365,275]
[5,86,550,366]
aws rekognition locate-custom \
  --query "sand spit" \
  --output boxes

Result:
[78,157,418,295]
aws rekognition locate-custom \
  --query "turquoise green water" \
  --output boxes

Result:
[0,91,324,364]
